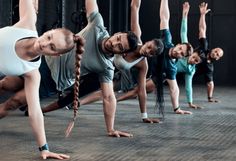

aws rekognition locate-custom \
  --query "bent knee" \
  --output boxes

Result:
[103,94,115,103]
[0,76,24,91]
[5,94,26,111]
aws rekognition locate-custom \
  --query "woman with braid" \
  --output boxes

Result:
[0,0,83,159]
[42,0,138,137]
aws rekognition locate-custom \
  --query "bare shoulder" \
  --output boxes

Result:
[135,57,147,69]
[13,20,36,31]
[23,69,40,79]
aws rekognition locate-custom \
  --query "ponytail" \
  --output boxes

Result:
[65,36,85,137]
[152,52,165,118]
[156,53,165,118]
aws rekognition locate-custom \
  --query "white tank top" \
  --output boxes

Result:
[114,55,144,71]
[113,55,144,91]
[0,26,41,76]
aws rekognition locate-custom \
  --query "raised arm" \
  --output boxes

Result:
[130,0,142,43]
[85,0,99,17]
[181,2,190,43]
[14,0,38,30]
[199,2,211,39]
[160,0,170,30]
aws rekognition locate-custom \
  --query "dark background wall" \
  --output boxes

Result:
[138,0,236,86]
[0,0,235,86]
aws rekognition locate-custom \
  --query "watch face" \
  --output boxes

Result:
[39,143,49,151]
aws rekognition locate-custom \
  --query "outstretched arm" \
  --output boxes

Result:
[136,60,148,114]
[24,70,69,159]
[101,82,133,137]
[85,0,99,17]
[130,0,142,43]
[136,60,160,123]
[199,2,211,39]
[181,2,190,43]
[167,79,192,114]
[185,72,202,109]
[14,0,38,30]
[185,73,193,104]
[166,79,179,109]
[207,81,219,102]
[160,0,170,30]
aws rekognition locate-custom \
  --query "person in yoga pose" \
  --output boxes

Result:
[0,0,85,159]
[194,2,224,103]
[42,0,139,137]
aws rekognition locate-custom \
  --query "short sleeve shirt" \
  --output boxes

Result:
[46,12,114,91]
[160,29,176,80]
[196,38,214,81]
[78,12,114,83]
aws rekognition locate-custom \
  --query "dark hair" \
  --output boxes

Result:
[151,52,165,118]
[124,31,138,53]
[156,53,165,118]
[182,42,193,57]
[153,38,164,56]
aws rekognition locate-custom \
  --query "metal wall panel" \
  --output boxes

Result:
[138,0,236,86]
[0,0,12,27]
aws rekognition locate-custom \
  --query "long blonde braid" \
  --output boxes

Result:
[65,35,85,137]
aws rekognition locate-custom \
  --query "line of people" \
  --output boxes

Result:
[75,0,223,115]
[0,0,223,160]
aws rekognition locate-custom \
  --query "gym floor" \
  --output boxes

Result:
[0,85,236,161]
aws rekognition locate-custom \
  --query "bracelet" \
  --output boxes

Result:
[174,107,180,112]
[141,113,148,119]
[39,143,49,151]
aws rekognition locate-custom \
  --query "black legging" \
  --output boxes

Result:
[58,73,100,108]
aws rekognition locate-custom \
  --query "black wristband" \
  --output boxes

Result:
[39,143,49,151]
[174,107,180,112]
[208,96,213,100]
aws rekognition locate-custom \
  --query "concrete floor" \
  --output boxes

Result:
[0,85,236,161]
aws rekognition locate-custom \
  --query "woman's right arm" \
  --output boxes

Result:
[13,0,38,30]
[185,71,202,109]
[180,2,190,43]
[24,70,70,159]
[185,73,193,104]
[131,0,142,43]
